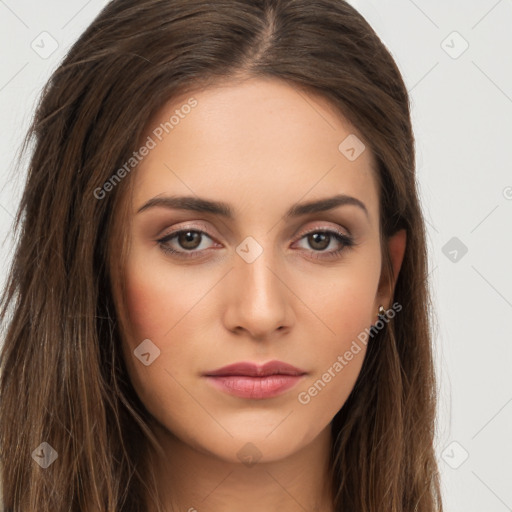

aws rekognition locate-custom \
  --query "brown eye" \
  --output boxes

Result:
[294,229,355,260]
[177,231,202,250]
[157,229,216,259]
[307,232,331,251]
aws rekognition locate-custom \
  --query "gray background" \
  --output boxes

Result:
[1,1,511,510]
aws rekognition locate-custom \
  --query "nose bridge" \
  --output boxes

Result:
[237,235,284,305]
[238,246,279,304]
[226,235,290,337]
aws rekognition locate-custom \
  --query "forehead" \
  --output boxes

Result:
[131,77,379,224]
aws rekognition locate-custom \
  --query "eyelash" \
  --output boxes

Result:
[156,226,355,261]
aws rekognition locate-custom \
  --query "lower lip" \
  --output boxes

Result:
[205,374,305,399]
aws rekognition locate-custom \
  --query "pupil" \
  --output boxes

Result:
[310,233,329,250]
[180,231,200,249]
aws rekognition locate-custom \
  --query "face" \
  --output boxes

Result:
[114,77,402,464]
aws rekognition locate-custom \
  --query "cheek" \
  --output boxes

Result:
[294,301,374,428]
[122,272,166,342]
[304,255,381,346]
[117,256,180,389]
[310,285,372,378]
[118,252,214,403]
[294,252,381,415]
[121,253,197,343]
[118,259,199,428]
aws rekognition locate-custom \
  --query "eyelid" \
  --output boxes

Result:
[157,220,213,238]
[157,221,351,245]
[156,221,354,263]
[296,223,351,239]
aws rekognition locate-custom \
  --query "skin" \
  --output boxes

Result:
[114,76,406,512]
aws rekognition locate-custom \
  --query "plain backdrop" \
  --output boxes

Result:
[0,1,511,510]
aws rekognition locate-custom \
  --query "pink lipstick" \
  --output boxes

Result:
[203,360,307,399]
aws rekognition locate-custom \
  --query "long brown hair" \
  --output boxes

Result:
[0,0,443,510]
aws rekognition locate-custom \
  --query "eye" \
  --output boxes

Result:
[293,229,354,260]
[156,227,355,260]
[156,229,216,259]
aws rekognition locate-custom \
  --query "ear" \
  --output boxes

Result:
[376,229,407,309]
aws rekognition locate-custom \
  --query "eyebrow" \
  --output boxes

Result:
[137,193,369,219]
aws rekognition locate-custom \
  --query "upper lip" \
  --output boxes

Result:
[204,360,307,377]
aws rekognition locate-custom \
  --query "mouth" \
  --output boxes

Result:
[203,360,307,399]
[204,360,306,377]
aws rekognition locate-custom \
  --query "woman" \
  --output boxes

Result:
[0,0,443,510]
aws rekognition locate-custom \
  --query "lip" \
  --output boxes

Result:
[204,360,306,377]
[203,360,307,399]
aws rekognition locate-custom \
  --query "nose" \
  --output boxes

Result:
[222,247,293,341]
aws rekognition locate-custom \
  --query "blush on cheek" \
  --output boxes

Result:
[122,270,164,345]
[122,263,201,351]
